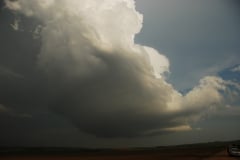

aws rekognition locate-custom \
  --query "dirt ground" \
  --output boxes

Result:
[205,150,240,160]
[0,149,239,160]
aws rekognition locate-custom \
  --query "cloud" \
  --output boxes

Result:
[231,65,240,72]
[0,66,24,79]
[0,103,32,118]
[10,18,20,31]
[4,0,237,138]
[0,104,9,113]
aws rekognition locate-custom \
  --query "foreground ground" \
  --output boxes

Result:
[0,150,239,160]
[1,141,240,160]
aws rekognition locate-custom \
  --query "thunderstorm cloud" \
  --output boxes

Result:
[2,0,238,138]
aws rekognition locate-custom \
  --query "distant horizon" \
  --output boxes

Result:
[1,139,239,149]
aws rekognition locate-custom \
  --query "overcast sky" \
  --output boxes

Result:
[0,0,240,148]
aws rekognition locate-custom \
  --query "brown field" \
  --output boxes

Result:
[1,146,240,160]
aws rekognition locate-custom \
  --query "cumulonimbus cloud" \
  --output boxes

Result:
[4,0,234,137]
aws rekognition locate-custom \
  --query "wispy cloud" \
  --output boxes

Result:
[231,65,240,72]
[0,104,32,118]
[10,18,20,31]
[0,66,24,79]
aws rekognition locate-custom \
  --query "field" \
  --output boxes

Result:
[1,141,240,160]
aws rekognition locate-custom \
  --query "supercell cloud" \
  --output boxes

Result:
[3,0,238,138]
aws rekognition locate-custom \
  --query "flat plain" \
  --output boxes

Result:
[1,141,240,160]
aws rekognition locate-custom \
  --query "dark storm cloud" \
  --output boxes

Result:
[1,0,239,140]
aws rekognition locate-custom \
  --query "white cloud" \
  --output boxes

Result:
[10,18,20,31]
[143,46,169,79]
[4,0,238,138]
[143,125,192,136]
[231,65,240,72]
[163,125,192,132]
[4,0,22,10]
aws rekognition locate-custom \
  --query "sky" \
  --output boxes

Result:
[0,0,240,148]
